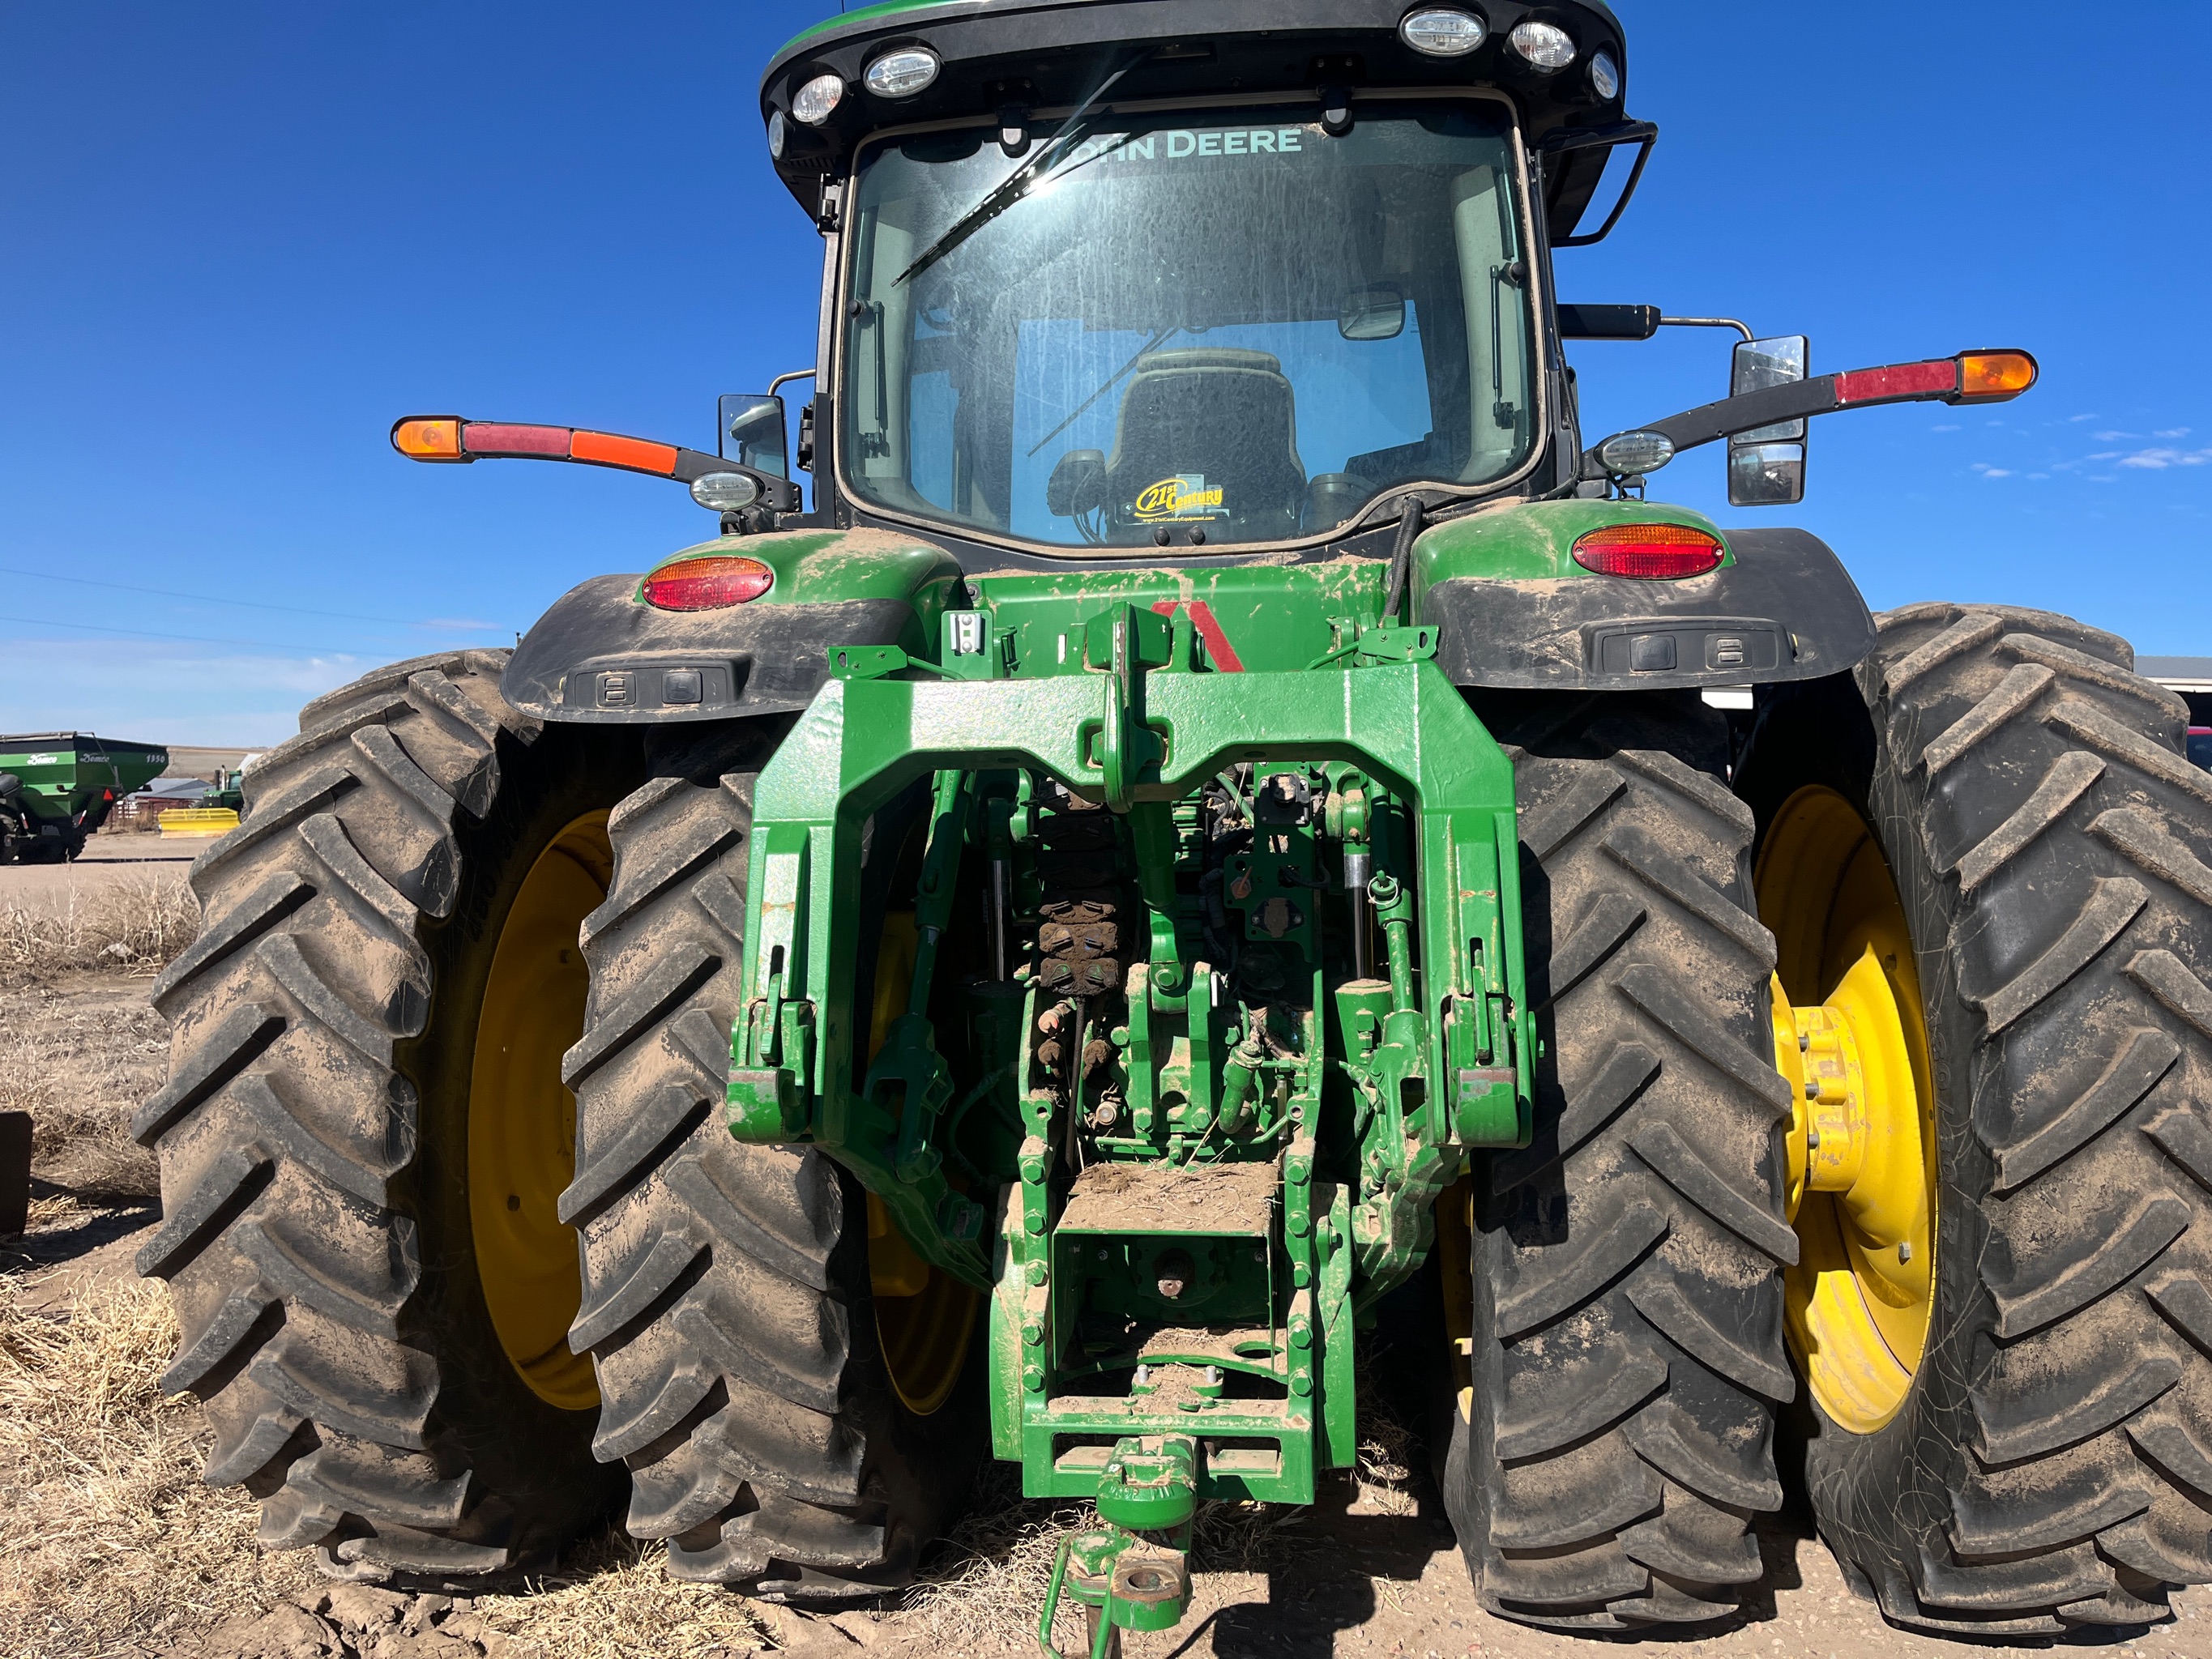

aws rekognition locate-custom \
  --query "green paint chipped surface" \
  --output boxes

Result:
[639,529,962,610]
[968,561,1387,676]
[1411,500,1733,591]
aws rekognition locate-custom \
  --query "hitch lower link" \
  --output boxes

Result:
[1038,1435,1198,1659]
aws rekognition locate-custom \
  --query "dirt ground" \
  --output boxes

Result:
[2,902,2205,1657]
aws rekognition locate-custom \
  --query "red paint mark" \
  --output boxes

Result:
[1833,360,1956,405]
[1150,599,1245,672]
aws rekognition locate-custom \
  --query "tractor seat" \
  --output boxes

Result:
[1102,348,1306,541]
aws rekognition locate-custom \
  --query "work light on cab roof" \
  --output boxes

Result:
[864,47,939,99]
[1399,9,1486,55]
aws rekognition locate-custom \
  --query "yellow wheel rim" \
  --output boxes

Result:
[1757,786,1936,1434]
[864,911,980,1417]
[468,811,610,1412]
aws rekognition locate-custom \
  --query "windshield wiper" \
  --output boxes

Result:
[895,51,1147,288]
[1025,324,1181,457]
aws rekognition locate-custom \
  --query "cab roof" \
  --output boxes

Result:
[762,1,1638,241]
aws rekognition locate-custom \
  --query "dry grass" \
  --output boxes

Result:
[0,872,199,987]
[0,1270,782,1659]
[0,1274,315,1659]
[0,977,171,1202]
[1355,1412,1421,1519]
[472,1531,776,1658]
[900,1465,1095,1653]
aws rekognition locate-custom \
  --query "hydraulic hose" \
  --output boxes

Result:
[1381,496,1424,624]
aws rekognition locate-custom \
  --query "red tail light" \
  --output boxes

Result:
[643,556,774,612]
[1572,522,1724,579]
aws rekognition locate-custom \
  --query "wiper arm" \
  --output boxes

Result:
[895,51,1147,288]
[1025,324,1181,457]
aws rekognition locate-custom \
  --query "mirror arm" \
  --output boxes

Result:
[1555,310,1756,343]
[1657,316,1755,342]
[1580,351,2039,476]
[392,417,803,512]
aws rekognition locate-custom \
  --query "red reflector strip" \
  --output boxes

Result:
[1149,599,1245,672]
[573,429,679,476]
[462,422,570,458]
[1833,360,1958,405]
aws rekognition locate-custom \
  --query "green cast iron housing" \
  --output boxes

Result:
[727,589,1536,1517]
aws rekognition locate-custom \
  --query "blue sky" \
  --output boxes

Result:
[2,2,2206,744]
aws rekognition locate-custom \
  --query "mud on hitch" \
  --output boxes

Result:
[1037,1434,1199,1657]
[725,602,1533,1644]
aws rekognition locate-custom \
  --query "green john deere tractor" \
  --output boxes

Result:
[143,1,2212,1644]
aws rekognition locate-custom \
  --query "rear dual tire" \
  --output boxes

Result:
[143,657,973,1593]
[1445,692,1790,1628]
[1453,604,2212,1638]
[140,653,626,1575]
[565,733,979,1596]
[1736,605,2212,1635]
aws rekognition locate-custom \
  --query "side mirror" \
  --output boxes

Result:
[1339,284,1407,342]
[1046,449,1106,517]
[1727,336,1808,505]
[719,394,789,480]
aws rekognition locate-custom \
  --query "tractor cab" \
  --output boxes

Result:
[761,1,1644,560]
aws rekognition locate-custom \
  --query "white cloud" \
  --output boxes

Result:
[2116,446,2212,470]
[2093,430,2137,441]
[1931,423,1960,432]
[2156,428,2192,439]
[2069,412,2099,422]
[1971,464,2014,479]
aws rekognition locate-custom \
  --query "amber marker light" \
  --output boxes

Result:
[1572,522,1724,579]
[391,416,465,461]
[643,556,775,612]
[1957,350,2039,402]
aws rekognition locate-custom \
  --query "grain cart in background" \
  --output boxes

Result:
[144,0,2212,1645]
[0,731,169,862]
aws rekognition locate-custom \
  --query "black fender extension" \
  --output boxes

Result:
[504,575,924,723]
[1423,528,1874,693]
